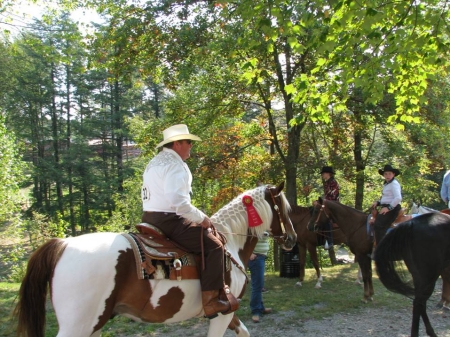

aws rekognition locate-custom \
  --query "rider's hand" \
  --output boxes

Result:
[380,207,389,215]
[200,216,212,229]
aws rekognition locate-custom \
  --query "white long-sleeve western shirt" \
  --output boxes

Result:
[141,148,206,224]
[440,170,450,203]
[379,178,402,208]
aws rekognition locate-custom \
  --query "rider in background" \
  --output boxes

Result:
[141,124,235,319]
[320,166,340,250]
[440,169,450,208]
[371,164,402,256]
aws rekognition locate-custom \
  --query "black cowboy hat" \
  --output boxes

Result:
[320,166,335,175]
[378,164,401,176]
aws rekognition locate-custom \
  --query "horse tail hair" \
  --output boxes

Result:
[13,238,68,337]
[374,222,415,298]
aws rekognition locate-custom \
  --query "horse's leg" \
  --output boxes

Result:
[356,254,373,302]
[355,265,363,285]
[207,314,234,337]
[415,280,438,337]
[296,243,307,287]
[406,263,439,337]
[353,255,363,285]
[411,298,437,337]
[227,313,250,337]
[439,270,450,310]
[307,244,322,289]
[411,299,423,337]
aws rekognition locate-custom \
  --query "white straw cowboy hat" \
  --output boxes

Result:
[156,124,202,148]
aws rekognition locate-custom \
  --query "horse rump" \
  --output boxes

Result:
[13,238,67,337]
[374,221,415,297]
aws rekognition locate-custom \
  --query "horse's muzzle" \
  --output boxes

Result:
[278,233,296,251]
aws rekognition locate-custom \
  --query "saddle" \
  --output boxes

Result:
[124,223,201,281]
[369,208,410,227]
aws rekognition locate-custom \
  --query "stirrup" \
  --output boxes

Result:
[219,285,239,315]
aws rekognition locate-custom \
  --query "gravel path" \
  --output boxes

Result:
[143,278,450,337]
[142,247,450,337]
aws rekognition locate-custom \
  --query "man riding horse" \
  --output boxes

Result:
[141,124,237,319]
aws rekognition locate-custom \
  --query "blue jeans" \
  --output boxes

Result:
[248,254,266,315]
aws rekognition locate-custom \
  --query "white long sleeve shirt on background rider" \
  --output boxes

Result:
[141,148,206,224]
[379,178,402,208]
[440,170,450,207]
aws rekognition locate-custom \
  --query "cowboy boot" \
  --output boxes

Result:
[202,290,231,319]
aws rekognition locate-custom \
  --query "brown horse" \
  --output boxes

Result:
[308,198,374,302]
[289,205,349,288]
[13,183,297,337]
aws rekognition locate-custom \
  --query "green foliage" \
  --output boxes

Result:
[2,0,450,242]
[25,212,68,247]
[0,115,25,221]
[104,167,146,232]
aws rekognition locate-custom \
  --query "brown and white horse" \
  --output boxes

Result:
[14,182,297,337]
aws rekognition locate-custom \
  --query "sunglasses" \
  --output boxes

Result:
[181,139,192,144]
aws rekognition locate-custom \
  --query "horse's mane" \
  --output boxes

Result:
[290,204,312,215]
[211,185,290,247]
[326,200,367,216]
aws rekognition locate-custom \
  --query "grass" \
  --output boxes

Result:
[0,262,414,337]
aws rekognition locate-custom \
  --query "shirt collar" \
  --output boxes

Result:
[384,178,395,185]
[162,147,184,163]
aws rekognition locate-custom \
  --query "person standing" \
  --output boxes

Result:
[141,124,236,319]
[371,164,402,253]
[249,234,272,323]
[440,170,450,208]
[320,166,340,249]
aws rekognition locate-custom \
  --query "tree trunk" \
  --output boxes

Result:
[50,62,64,214]
[353,109,366,210]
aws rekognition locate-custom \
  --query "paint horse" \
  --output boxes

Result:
[14,182,297,337]
[289,205,348,288]
[375,212,450,337]
[308,198,374,302]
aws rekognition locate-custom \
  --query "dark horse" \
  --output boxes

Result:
[289,205,349,288]
[308,198,374,302]
[375,212,450,337]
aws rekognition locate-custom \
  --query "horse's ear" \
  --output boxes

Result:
[276,181,285,193]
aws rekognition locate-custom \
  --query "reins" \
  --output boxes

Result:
[267,187,290,242]
[314,200,366,239]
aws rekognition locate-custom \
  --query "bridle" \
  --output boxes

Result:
[313,200,332,231]
[267,187,289,244]
[312,200,365,239]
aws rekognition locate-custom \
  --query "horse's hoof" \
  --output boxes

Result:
[361,298,368,304]
[443,306,450,312]
[314,284,322,289]
[295,282,302,287]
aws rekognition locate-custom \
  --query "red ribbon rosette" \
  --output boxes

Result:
[242,195,263,227]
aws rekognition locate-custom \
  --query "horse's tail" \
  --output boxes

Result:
[13,238,68,337]
[374,222,415,297]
